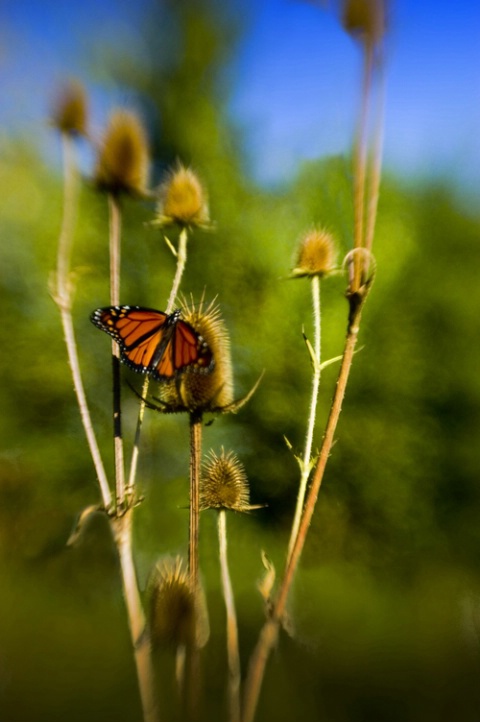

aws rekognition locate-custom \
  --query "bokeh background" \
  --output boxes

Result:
[1,1,480,721]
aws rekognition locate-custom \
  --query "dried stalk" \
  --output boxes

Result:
[108,192,126,509]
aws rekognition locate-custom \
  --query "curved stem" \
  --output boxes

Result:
[54,134,112,510]
[60,310,112,509]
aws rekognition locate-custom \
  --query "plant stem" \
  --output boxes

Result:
[107,196,160,721]
[189,411,202,593]
[242,302,364,722]
[352,44,374,290]
[287,275,321,562]
[185,411,203,720]
[218,510,241,722]
[54,133,112,510]
[126,228,189,496]
[364,56,385,256]
[113,511,160,722]
[56,135,76,296]
[108,193,126,509]
[167,227,188,314]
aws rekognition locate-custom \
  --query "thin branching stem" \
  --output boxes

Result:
[126,227,189,496]
[242,305,363,722]
[106,193,160,720]
[287,275,321,562]
[54,133,112,510]
[108,192,126,509]
[218,510,241,722]
[242,29,383,715]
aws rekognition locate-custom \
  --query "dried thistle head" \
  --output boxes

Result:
[94,109,149,196]
[291,227,337,278]
[341,0,385,47]
[51,79,88,136]
[147,556,209,650]
[153,164,210,229]
[158,298,234,414]
[200,449,251,512]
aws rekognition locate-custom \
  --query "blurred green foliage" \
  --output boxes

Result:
[1,1,480,720]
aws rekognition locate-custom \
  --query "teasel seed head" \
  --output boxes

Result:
[341,0,385,48]
[94,109,150,196]
[291,227,337,278]
[158,298,234,414]
[51,79,88,136]
[147,557,209,649]
[200,449,251,512]
[153,164,210,229]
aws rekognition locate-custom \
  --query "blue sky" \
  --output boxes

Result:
[1,0,479,194]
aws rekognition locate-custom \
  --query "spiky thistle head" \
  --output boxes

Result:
[147,557,209,649]
[200,449,251,512]
[291,227,337,278]
[51,79,88,136]
[158,297,234,414]
[94,109,150,196]
[153,163,210,229]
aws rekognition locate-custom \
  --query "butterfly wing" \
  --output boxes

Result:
[91,306,214,380]
[91,306,171,376]
[174,320,214,373]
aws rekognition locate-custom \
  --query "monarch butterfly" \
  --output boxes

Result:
[90,305,214,381]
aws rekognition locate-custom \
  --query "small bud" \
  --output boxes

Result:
[291,227,337,278]
[94,110,149,196]
[159,299,234,414]
[51,79,88,136]
[153,164,210,228]
[341,0,385,47]
[200,449,250,512]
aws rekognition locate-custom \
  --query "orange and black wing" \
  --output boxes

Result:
[153,319,214,379]
[91,306,172,377]
[90,306,214,380]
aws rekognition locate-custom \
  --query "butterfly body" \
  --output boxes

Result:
[91,305,214,381]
